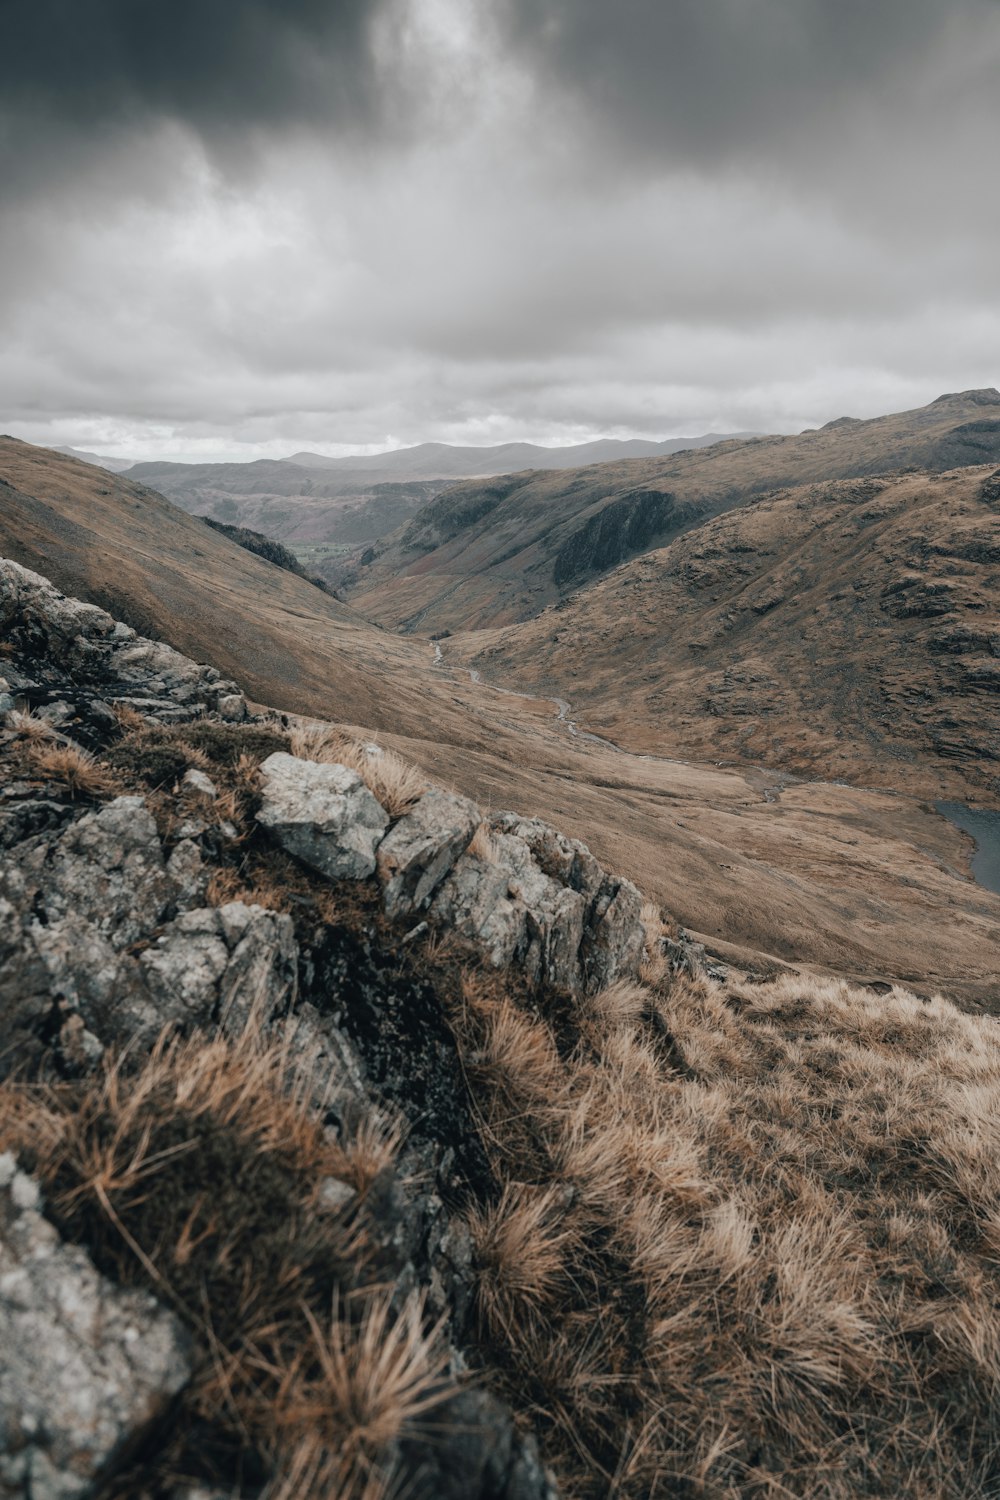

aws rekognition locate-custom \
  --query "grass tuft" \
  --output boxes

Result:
[288,722,427,818]
[27,740,115,797]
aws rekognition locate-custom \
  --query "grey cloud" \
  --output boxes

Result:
[0,0,396,196]
[499,0,998,166]
[0,0,996,462]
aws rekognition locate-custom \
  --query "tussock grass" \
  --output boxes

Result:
[0,1015,449,1498]
[26,740,115,797]
[446,963,1000,1498]
[7,707,59,742]
[288,722,427,818]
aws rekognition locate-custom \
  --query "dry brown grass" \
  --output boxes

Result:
[109,700,147,732]
[0,1014,450,1499]
[26,740,115,797]
[467,821,502,863]
[444,964,1000,1498]
[7,707,58,742]
[288,722,427,818]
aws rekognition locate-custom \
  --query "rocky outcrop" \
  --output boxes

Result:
[251,756,647,997]
[0,789,296,1076]
[981,468,1000,508]
[0,1154,190,1499]
[257,751,389,879]
[0,558,247,733]
[377,787,480,919]
[0,556,596,1495]
[431,825,633,995]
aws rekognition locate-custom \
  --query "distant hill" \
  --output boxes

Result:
[54,444,133,472]
[346,388,1000,633]
[285,431,754,477]
[462,462,1000,802]
[120,456,452,555]
[117,431,751,560]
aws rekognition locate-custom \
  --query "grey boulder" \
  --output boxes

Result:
[0,1154,190,1500]
[257,752,389,880]
[139,902,297,1034]
[377,787,480,919]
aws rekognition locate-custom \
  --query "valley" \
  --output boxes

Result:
[3,434,999,1008]
[347,388,1000,631]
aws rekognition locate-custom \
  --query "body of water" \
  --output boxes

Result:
[937,802,1000,897]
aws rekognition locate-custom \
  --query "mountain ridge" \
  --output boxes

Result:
[346,388,1000,633]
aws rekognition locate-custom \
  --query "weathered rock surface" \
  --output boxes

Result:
[139,901,297,1034]
[0,790,297,1074]
[257,751,389,879]
[0,558,246,732]
[430,814,646,994]
[377,787,479,918]
[0,1153,190,1499]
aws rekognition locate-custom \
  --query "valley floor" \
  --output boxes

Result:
[364,643,1000,1012]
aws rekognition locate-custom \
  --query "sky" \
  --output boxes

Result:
[1,0,998,464]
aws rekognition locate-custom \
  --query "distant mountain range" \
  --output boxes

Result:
[284,431,757,477]
[74,430,754,559]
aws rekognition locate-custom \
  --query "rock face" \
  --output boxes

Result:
[0,558,246,732]
[253,752,645,996]
[0,792,296,1075]
[377,787,480,919]
[0,1153,190,1499]
[552,488,682,585]
[419,813,646,995]
[257,751,389,879]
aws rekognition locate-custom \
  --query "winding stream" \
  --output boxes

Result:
[433,641,655,752]
[433,642,1000,897]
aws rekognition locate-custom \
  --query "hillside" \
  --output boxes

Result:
[460,465,1000,803]
[6,559,1000,1499]
[121,456,444,554]
[3,439,1000,1011]
[347,389,1000,633]
[0,437,445,739]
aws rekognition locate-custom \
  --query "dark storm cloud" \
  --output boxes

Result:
[499,0,993,165]
[0,0,393,192]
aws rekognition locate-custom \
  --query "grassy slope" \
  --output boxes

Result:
[2,439,999,1006]
[5,714,1000,1498]
[0,437,451,739]
[348,389,1000,632]
[458,467,1000,803]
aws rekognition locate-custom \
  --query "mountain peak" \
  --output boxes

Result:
[930,387,1000,407]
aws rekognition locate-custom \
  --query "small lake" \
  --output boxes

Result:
[937,802,1000,897]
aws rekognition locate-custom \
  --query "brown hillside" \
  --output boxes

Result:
[0,437,450,740]
[2,439,1000,1007]
[461,465,1000,803]
[348,388,1000,633]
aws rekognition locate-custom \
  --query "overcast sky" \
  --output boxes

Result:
[2,0,998,463]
